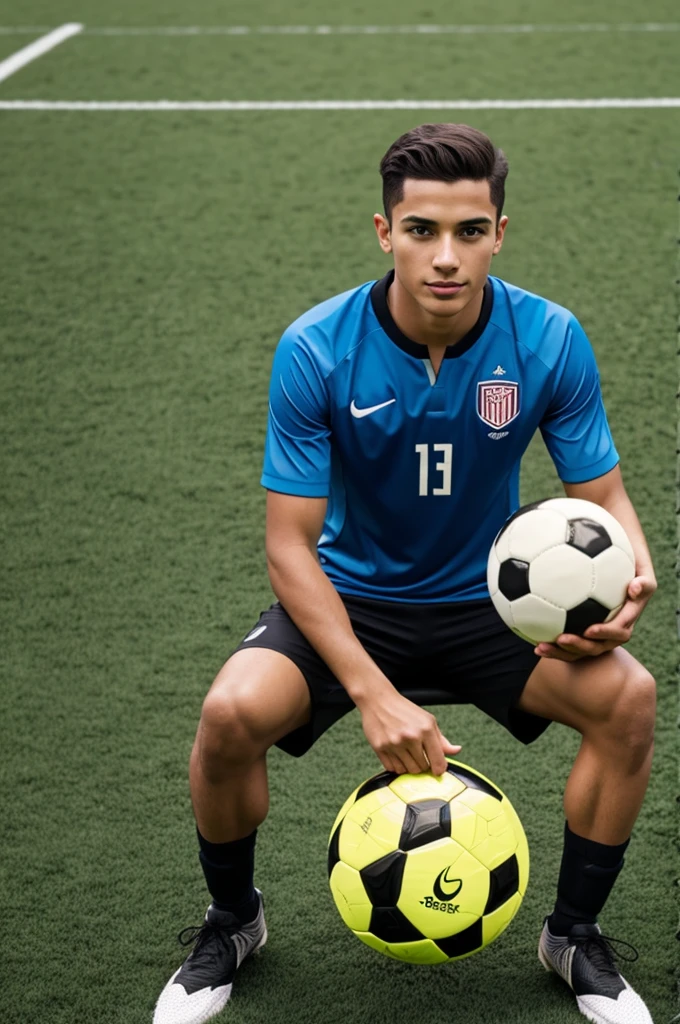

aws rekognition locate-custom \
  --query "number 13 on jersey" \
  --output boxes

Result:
[415,443,453,496]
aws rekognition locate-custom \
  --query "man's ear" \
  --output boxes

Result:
[493,215,509,255]
[374,213,392,254]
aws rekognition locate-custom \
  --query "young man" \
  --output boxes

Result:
[154,124,657,1024]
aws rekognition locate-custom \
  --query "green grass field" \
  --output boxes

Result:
[1,2,678,1022]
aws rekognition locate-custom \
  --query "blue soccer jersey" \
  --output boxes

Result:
[261,271,619,602]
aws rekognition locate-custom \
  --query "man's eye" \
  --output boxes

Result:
[461,227,482,237]
[409,226,432,236]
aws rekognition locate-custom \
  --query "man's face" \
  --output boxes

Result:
[374,178,508,320]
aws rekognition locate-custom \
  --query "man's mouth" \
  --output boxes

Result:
[426,281,465,297]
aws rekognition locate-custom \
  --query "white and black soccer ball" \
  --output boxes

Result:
[487,498,635,645]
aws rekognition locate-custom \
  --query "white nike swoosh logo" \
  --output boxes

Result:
[243,625,267,642]
[350,398,396,418]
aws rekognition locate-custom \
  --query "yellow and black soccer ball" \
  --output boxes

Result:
[328,759,529,964]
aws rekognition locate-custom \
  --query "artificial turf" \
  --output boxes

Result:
[0,2,677,1021]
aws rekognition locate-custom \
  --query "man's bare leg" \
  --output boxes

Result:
[153,649,311,1024]
[519,647,655,846]
[190,648,311,843]
[519,647,656,1024]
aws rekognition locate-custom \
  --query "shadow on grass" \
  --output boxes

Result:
[227,926,580,1024]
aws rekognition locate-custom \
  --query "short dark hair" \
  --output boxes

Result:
[380,123,509,223]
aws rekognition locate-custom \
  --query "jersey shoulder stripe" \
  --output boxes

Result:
[489,277,582,371]
[279,280,378,374]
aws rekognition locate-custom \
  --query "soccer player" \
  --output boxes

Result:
[154,124,657,1024]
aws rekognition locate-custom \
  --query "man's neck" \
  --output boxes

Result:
[387,275,485,356]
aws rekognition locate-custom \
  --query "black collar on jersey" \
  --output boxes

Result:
[370,269,493,360]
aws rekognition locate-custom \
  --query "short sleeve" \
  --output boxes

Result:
[260,330,332,497]
[540,317,619,484]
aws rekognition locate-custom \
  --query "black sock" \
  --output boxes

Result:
[548,822,629,936]
[197,828,259,923]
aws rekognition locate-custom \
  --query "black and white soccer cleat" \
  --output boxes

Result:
[153,891,267,1024]
[538,919,653,1024]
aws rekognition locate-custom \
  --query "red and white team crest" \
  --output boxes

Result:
[476,380,520,429]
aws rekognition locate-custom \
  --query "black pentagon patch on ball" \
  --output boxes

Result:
[399,800,451,852]
[446,763,503,802]
[483,854,519,915]
[494,499,547,543]
[369,906,424,943]
[498,559,530,601]
[435,919,484,959]
[360,851,406,907]
[564,598,611,637]
[567,518,612,557]
[327,821,342,877]
[355,770,397,801]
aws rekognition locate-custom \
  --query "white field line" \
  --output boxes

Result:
[96,22,680,36]
[1,99,679,111]
[84,22,680,35]
[0,23,82,83]
[1,23,680,36]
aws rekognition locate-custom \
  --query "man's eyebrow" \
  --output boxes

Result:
[400,215,438,225]
[399,214,494,226]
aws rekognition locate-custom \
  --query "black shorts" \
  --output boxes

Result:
[233,594,549,757]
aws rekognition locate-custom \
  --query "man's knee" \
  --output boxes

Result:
[591,661,656,765]
[196,679,269,780]
[618,664,656,749]
[193,649,310,783]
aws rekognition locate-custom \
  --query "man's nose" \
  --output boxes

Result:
[433,238,460,271]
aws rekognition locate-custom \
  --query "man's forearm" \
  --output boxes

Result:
[600,491,655,581]
[267,546,392,707]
